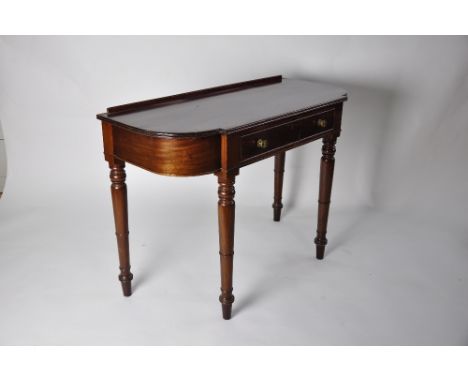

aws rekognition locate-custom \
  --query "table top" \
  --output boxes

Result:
[97,76,347,137]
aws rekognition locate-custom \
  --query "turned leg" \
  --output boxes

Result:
[272,152,286,221]
[314,135,337,260]
[217,170,237,319]
[109,160,133,296]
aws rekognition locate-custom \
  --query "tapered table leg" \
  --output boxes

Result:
[314,135,338,260]
[273,152,286,221]
[217,170,237,319]
[109,160,133,296]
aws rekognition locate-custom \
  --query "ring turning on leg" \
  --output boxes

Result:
[272,152,286,222]
[216,170,237,319]
[109,160,133,296]
[315,135,337,260]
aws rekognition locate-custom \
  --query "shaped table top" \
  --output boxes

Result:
[97,76,347,137]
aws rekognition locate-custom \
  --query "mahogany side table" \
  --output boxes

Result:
[97,75,347,319]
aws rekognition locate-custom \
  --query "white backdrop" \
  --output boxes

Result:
[1,36,467,219]
[1,36,467,344]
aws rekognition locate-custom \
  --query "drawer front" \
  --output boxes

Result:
[240,110,334,161]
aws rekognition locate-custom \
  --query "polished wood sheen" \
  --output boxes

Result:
[98,75,347,319]
[109,160,133,296]
[98,76,346,137]
[217,170,237,319]
[273,152,286,221]
[112,125,220,176]
[314,135,338,260]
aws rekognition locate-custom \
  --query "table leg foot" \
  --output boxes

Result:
[219,289,235,319]
[273,208,282,222]
[314,239,327,260]
[221,303,233,320]
[119,271,133,296]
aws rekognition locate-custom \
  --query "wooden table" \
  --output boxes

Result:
[97,75,347,319]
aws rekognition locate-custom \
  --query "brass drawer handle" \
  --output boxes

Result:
[256,138,269,149]
[317,118,327,128]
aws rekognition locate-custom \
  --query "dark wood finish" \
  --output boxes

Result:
[112,125,221,176]
[240,109,334,164]
[109,160,133,296]
[97,77,346,138]
[216,133,239,319]
[102,121,134,296]
[98,76,347,319]
[106,75,282,116]
[273,152,286,221]
[217,169,237,320]
[314,135,338,260]
[314,104,343,260]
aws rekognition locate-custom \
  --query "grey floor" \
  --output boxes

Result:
[0,196,467,345]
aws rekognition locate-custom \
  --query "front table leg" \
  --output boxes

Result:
[273,152,286,221]
[314,135,338,260]
[217,170,237,319]
[109,160,133,296]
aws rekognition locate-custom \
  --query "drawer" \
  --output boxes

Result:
[240,110,334,161]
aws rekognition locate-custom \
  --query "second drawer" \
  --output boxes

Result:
[240,110,334,161]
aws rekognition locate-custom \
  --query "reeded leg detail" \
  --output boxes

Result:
[110,160,133,296]
[273,152,286,222]
[217,170,237,319]
[314,135,337,260]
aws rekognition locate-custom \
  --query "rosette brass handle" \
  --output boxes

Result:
[317,119,327,128]
[256,138,269,149]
